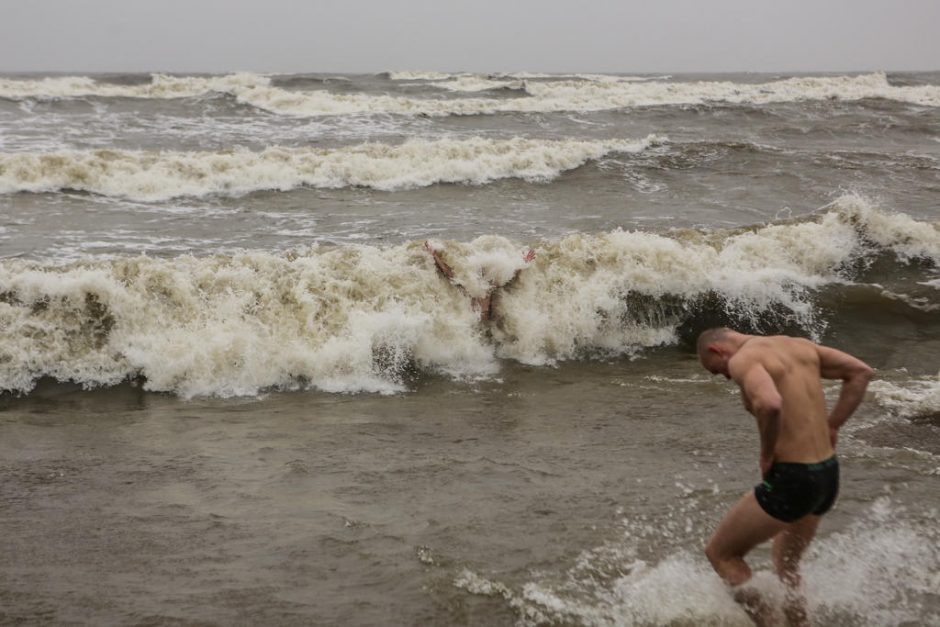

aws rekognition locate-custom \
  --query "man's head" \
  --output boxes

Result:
[696,327,736,378]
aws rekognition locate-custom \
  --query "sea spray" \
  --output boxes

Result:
[455,498,940,626]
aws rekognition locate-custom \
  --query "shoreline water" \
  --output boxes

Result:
[2,357,938,625]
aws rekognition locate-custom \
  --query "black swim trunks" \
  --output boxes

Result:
[754,456,839,523]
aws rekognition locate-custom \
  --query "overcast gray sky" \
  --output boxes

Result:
[2,0,938,74]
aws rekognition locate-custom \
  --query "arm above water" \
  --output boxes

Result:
[816,344,874,438]
[732,361,783,473]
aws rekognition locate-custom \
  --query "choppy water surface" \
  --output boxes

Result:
[1,70,939,625]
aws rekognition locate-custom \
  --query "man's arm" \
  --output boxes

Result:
[733,362,783,473]
[816,345,874,440]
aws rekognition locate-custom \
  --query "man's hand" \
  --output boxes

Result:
[817,344,874,432]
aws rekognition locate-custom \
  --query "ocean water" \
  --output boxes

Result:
[1,70,939,625]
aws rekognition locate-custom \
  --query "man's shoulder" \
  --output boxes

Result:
[747,334,816,352]
[733,335,815,366]
[727,345,765,379]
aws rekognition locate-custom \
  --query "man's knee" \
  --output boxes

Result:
[705,541,751,585]
[704,541,731,577]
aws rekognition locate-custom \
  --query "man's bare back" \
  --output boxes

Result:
[728,336,833,467]
[697,328,873,626]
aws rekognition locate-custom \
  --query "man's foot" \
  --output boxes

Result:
[733,585,776,627]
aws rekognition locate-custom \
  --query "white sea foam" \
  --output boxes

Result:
[2,72,937,116]
[391,71,669,83]
[0,135,660,200]
[0,196,936,397]
[455,499,940,626]
[386,70,454,81]
[428,76,525,92]
[519,72,940,109]
[0,244,496,397]
[0,72,271,100]
[871,374,940,420]
[489,195,939,365]
[422,73,662,93]
[238,72,940,116]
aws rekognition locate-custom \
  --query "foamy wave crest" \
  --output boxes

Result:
[3,73,937,115]
[428,76,526,92]
[239,72,940,116]
[0,244,497,397]
[391,71,668,83]
[520,72,940,108]
[256,72,940,115]
[1,197,936,397]
[455,498,940,626]
[871,374,940,420]
[420,73,663,93]
[0,136,660,200]
[490,195,939,365]
[386,70,453,81]
[0,72,271,100]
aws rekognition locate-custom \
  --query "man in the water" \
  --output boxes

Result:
[696,328,873,627]
[425,241,535,322]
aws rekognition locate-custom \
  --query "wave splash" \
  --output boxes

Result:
[0,136,660,200]
[0,196,937,397]
[2,72,938,116]
[871,374,940,421]
[455,498,940,626]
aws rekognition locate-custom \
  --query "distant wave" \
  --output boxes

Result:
[2,72,938,115]
[0,135,661,200]
[385,70,454,81]
[1,195,937,397]
[388,70,670,82]
[428,76,527,93]
[0,72,271,100]
[394,71,668,92]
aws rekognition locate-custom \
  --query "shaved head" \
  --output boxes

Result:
[696,327,731,358]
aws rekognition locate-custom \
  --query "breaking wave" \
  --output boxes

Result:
[385,71,667,82]
[428,76,527,93]
[2,72,937,116]
[871,374,940,421]
[0,135,661,201]
[0,72,271,100]
[1,196,937,398]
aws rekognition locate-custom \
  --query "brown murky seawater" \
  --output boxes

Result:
[2,347,938,625]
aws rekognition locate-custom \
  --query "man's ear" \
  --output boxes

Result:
[708,345,722,356]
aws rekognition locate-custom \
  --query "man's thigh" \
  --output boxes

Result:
[708,490,788,559]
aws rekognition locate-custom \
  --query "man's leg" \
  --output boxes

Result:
[705,491,788,626]
[772,515,820,627]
